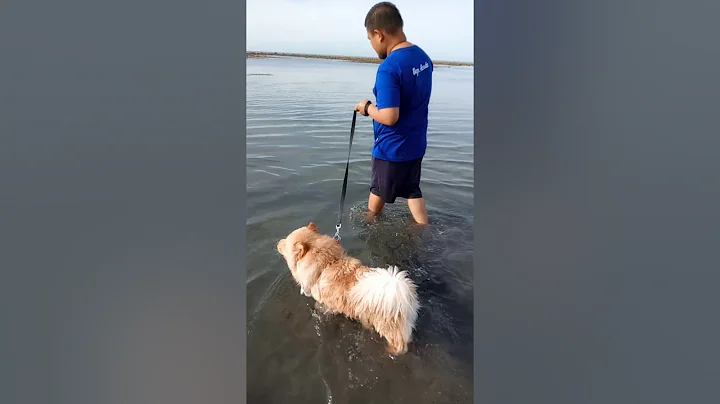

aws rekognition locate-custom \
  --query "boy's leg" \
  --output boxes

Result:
[366,192,385,222]
[368,192,385,214]
[403,158,428,225]
[407,198,428,225]
[368,157,394,219]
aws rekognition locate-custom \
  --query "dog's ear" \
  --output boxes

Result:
[308,222,318,232]
[293,241,308,259]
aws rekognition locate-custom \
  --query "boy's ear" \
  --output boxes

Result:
[294,241,308,259]
[308,222,318,232]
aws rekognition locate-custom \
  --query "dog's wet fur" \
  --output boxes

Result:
[277,222,420,355]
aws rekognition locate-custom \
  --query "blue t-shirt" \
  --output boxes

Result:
[372,45,433,162]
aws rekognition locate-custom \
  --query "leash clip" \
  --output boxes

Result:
[333,223,342,241]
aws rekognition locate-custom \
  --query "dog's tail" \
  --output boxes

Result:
[349,266,420,340]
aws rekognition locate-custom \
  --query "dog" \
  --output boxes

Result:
[276,222,419,355]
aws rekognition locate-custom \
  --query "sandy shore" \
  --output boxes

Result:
[247,51,472,67]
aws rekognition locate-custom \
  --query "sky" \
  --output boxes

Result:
[246,0,474,63]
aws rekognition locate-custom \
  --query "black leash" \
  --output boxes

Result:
[334,110,357,241]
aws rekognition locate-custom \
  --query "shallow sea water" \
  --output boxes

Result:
[247,56,474,404]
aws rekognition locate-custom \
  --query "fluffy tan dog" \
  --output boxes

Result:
[277,222,420,355]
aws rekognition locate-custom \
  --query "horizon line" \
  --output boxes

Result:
[247,50,474,66]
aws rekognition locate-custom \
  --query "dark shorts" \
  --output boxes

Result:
[370,157,423,203]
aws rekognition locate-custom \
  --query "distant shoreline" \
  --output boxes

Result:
[247,51,473,67]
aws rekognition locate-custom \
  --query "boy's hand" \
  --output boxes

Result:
[355,99,371,116]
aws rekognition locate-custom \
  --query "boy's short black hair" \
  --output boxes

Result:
[364,2,404,35]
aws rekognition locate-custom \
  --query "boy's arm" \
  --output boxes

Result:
[368,68,400,126]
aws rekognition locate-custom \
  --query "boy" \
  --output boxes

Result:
[355,2,433,225]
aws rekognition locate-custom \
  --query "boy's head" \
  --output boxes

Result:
[365,2,405,60]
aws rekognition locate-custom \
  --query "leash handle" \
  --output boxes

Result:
[334,110,357,241]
